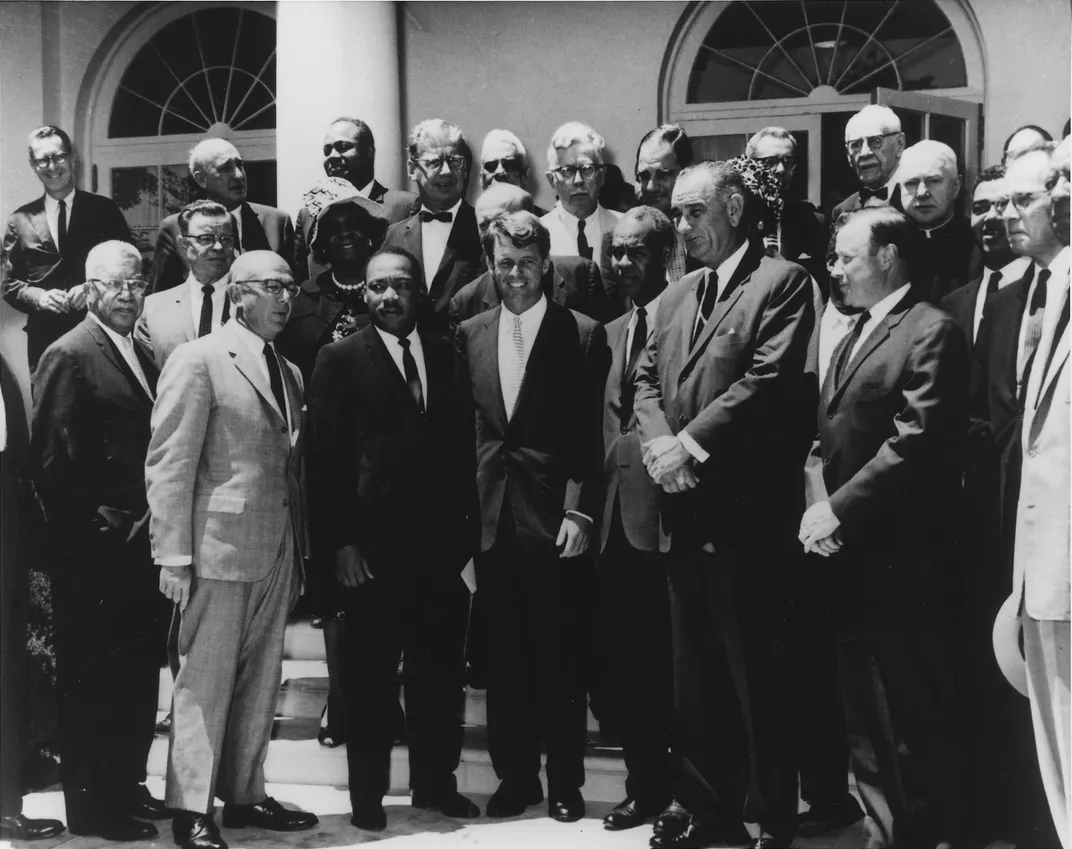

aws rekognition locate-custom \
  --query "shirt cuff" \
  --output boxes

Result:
[679,429,710,464]
[565,510,593,525]
[156,556,192,568]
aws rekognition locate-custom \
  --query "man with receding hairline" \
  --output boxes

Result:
[151,138,294,293]
[635,124,695,283]
[479,129,548,216]
[832,105,905,220]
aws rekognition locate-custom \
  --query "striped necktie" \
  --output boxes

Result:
[505,314,526,419]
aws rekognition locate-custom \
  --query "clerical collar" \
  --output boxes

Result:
[921,214,956,239]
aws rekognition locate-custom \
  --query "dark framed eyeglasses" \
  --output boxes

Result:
[246,279,300,299]
[87,277,149,294]
[550,164,603,181]
[845,132,901,155]
[992,191,1049,214]
[186,233,237,249]
[482,156,525,174]
[414,155,468,174]
[32,153,69,169]
[971,198,1002,215]
[753,154,796,170]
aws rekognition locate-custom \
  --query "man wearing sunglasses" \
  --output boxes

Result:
[831,105,906,222]
[151,138,294,295]
[2,125,133,372]
[136,200,238,370]
[479,129,548,217]
[29,240,164,841]
[384,119,483,341]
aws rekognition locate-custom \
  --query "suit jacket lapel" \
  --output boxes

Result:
[827,295,914,411]
[364,326,422,414]
[1035,288,1071,417]
[511,303,557,424]
[240,202,270,252]
[473,307,508,429]
[682,244,762,375]
[170,289,196,345]
[369,180,388,205]
[399,214,424,283]
[30,199,56,252]
[224,323,285,424]
[83,317,154,405]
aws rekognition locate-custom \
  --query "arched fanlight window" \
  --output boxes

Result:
[108,7,276,138]
[688,0,967,103]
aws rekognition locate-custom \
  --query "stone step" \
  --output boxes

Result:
[146,723,627,802]
[282,619,328,660]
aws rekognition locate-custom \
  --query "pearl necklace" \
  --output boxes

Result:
[331,273,365,293]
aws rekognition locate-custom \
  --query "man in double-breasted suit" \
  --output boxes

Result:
[801,207,967,849]
[456,211,608,824]
[2,126,132,372]
[383,119,483,341]
[597,208,673,833]
[146,251,317,849]
[150,139,293,294]
[635,161,816,849]
[28,241,165,841]
[307,247,477,831]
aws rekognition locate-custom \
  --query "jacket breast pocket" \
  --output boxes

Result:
[706,331,745,358]
[205,494,245,514]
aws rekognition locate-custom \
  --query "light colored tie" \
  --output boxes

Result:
[667,237,687,283]
[505,314,525,419]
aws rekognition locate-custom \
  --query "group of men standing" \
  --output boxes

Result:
[0,100,1068,849]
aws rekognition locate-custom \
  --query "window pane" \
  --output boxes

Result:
[112,166,162,255]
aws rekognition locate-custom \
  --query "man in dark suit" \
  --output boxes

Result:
[635,125,696,283]
[598,208,673,833]
[635,161,815,849]
[898,140,982,303]
[384,119,483,341]
[800,207,967,848]
[456,211,608,823]
[307,247,477,830]
[294,117,417,282]
[940,165,1033,356]
[2,125,132,372]
[150,138,294,293]
[449,183,610,328]
[831,105,905,220]
[27,240,167,841]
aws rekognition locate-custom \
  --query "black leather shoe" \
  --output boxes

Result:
[156,712,172,736]
[650,822,726,849]
[548,788,585,823]
[653,799,691,837]
[172,811,227,849]
[798,794,865,836]
[69,814,158,842]
[221,797,318,831]
[0,814,65,841]
[350,803,386,831]
[604,797,664,830]
[411,789,480,818]
[130,783,173,820]
[486,779,544,818]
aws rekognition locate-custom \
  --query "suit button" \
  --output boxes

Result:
[282,498,289,507]
[1027,447,1038,458]
[822,456,831,465]
[280,426,287,434]
[677,415,687,424]
[620,425,629,435]
[1027,503,1035,509]
[827,412,834,419]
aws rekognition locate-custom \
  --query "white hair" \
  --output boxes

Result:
[188,138,240,174]
[547,122,606,169]
[899,140,958,178]
[482,129,529,166]
[85,240,142,280]
[845,105,902,139]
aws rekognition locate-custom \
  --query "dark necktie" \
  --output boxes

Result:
[57,198,67,250]
[834,310,871,386]
[577,220,592,260]
[859,185,889,204]
[621,306,647,418]
[986,269,1003,294]
[231,212,242,252]
[420,209,453,224]
[263,342,287,424]
[690,271,719,349]
[398,338,425,412]
[1020,269,1051,392]
[198,285,214,337]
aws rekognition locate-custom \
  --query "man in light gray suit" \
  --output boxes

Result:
[136,200,236,370]
[146,251,317,849]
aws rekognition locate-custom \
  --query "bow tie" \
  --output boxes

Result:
[859,185,889,203]
[420,209,453,224]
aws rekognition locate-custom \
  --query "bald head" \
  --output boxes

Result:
[229,250,291,285]
[227,251,295,341]
[898,141,961,228]
[844,105,905,189]
[475,183,535,237]
[189,138,247,209]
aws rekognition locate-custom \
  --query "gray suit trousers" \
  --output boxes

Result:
[165,529,299,813]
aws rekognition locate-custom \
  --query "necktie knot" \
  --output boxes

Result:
[398,337,410,350]
[420,209,453,224]
[986,270,1003,294]
[636,306,647,319]
[202,284,214,298]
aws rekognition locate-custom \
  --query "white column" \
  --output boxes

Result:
[276,0,403,219]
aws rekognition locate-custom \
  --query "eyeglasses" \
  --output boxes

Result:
[87,278,149,294]
[246,279,300,299]
[32,153,69,169]
[550,164,603,181]
[753,154,796,170]
[971,199,1003,215]
[845,132,901,155]
[414,155,468,174]
[482,156,524,174]
[992,191,1050,214]
[186,233,237,248]
[324,140,358,157]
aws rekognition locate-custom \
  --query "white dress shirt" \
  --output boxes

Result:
[355,178,375,199]
[498,295,547,417]
[973,256,1031,341]
[547,202,607,267]
[89,311,153,400]
[230,319,291,429]
[374,325,428,405]
[1024,247,1071,429]
[44,188,75,249]
[680,240,750,464]
[420,199,462,289]
[818,305,859,388]
[187,273,230,335]
[860,177,898,208]
[850,283,911,360]
[625,287,666,359]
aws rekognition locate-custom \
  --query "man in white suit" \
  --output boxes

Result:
[1009,142,1071,849]
[146,251,317,849]
[541,122,622,298]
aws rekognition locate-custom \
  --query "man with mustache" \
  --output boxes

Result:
[635,124,694,283]
[294,117,417,283]
[831,105,905,220]
[479,129,548,217]
[383,119,483,341]
[150,139,294,293]
[307,247,477,830]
